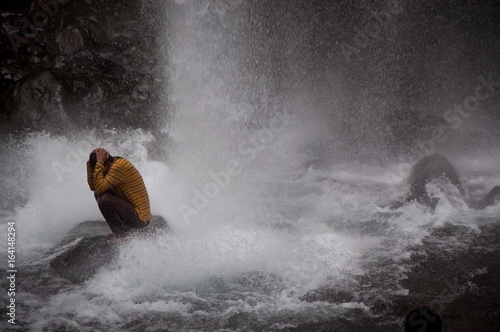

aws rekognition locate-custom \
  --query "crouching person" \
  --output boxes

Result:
[87,148,152,243]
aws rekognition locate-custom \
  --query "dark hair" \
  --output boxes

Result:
[88,152,113,168]
[89,152,97,167]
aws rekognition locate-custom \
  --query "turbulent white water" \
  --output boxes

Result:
[1,125,499,330]
[1,1,499,331]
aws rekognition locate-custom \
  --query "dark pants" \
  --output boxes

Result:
[96,192,148,235]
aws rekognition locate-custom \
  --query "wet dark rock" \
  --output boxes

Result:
[52,54,68,69]
[84,83,105,105]
[12,70,70,132]
[27,44,44,55]
[67,49,94,65]
[49,216,168,283]
[470,186,500,209]
[0,0,168,133]
[398,222,500,332]
[94,52,127,79]
[55,25,89,55]
[65,79,91,96]
[50,234,119,284]
[402,154,499,210]
[95,49,124,65]
[40,54,53,65]
[406,153,464,209]
[87,20,109,44]
[52,10,76,32]
[0,64,29,81]
[45,39,61,55]
[29,55,41,63]
[110,36,134,51]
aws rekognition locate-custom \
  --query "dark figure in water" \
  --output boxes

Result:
[406,153,500,209]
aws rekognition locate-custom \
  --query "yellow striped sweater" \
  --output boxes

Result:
[87,158,152,222]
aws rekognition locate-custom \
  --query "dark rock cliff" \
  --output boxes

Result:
[0,0,169,134]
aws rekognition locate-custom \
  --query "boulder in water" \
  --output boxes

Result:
[49,215,168,283]
[405,154,499,210]
[470,186,500,209]
[406,154,464,209]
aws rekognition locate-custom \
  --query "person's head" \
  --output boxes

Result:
[88,151,114,168]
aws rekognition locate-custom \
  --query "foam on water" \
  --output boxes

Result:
[2,123,498,330]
